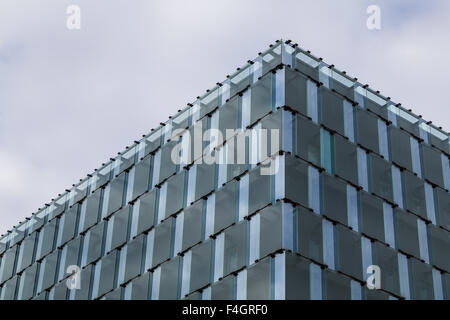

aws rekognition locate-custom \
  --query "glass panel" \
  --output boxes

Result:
[321,173,347,225]
[372,241,400,296]
[194,162,215,202]
[284,253,311,299]
[294,49,320,81]
[246,257,271,300]
[296,115,321,167]
[79,188,101,234]
[285,67,308,116]
[229,66,251,98]
[335,224,363,281]
[17,264,38,300]
[0,276,18,300]
[435,188,450,231]
[199,88,219,119]
[297,207,323,264]
[427,224,450,272]
[284,155,309,207]
[37,250,58,293]
[71,264,93,300]
[259,203,283,259]
[214,181,237,234]
[127,272,150,300]
[129,154,151,202]
[248,165,271,215]
[165,171,186,218]
[69,179,89,207]
[320,87,345,136]
[359,191,384,242]
[131,189,157,237]
[422,144,445,188]
[368,154,393,203]
[181,201,203,252]
[56,203,79,247]
[394,208,420,259]
[158,256,181,300]
[223,221,247,276]
[218,96,239,138]
[81,221,105,267]
[250,73,272,125]
[356,108,380,154]
[334,134,358,185]
[141,128,162,157]
[402,171,427,219]
[211,274,234,300]
[35,218,57,261]
[0,245,17,284]
[152,217,174,268]
[58,236,81,282]
[389,126,413,171]
[16,232,37,273]
[106,206,130,253]
[102,172,126,219]
[189,240,212,293]
[92,250,118,299]
[120,234,145,285]
[158,140,178,183]
[409,258,434,299]
[324,269,351,300]
[90,162,113,191]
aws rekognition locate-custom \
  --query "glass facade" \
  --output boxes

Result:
[0,40,449,300]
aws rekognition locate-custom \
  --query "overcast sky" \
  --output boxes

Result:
[1,0,449,236]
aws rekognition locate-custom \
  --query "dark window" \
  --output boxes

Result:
[389,126,412,170]
[422,144,445,188]
[320,87,345,136]
[214,181,237,234]
[296,115,321,167]
[218,96,239,136]
[58,236,82,282]
[402,171,427,219]
[368,154,393,203]
[435,188,450,231]
[223,221,247,276]
[372,241,400,296]
[211,274,234,300]
[285,67,308,116]
[51,277,68,300]
[128,272,150,300]
[285,155,309,207]
[321,173,347,225]
[324,269,351,300]
[73,264,93,300]
[16,232,37,273]
[195,163,215,201]
[394,208,420,258]
[94,250,118,299]
[36,218,57,261]
[130,155,151,201]
[259,203,283,258]
[37,250,59,293]
[159,256,181,300]
[334,134,358,185]
[248,166,271,214]
[297,207,323,264]
[107,206,130,252]
[250,73,272,125]
[152,218,174,268]
[359,191,385,242]
[356,108,379,153]
[189,240,213,292]
[79,188,101,234]
[82,221,105,267]
[104,172,126,218]
[335,224,363,281]
[122,234,145,285]
[247,257,271,300]
[285,253,311,299]
[57,203,79,247]
[17,264,37,300]
[133,189,157,236]
[427,224,450,272]
[158,141,178,183]
[165,171,186,218]
[409,258,434,300]
[182,201,203,252]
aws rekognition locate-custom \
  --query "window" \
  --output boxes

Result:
[189,240,213,293]
[320,87,345,136]
[194,162,215,202]
[409,257,434,299]
[285,67,308,116]
[131,189,157,237]
[125,272,150,300]
[157,256,181,300]
[335,225,363,281]
[102,172,126,219]
[165,171,186,218]
[199,88,219,119]
[211,274,234,300]
[285,155,309,207]
[37,250,59,294]
[16,232,37,273]
[128,155,151,202]
[321,173,347,225]
[58,236,81,282]
[81,221,105,267]
[223,221,247,276]
[372,241,400,297]
[285,253,311,299]
[71,264,93,300]
[356,108,379,154]
[158,141,178,183]
[427,225,450,272]
[297,207,323,264]
[106,206,130,253]
[250,73,272,125]
[248,166,271,214]
[214,181,237,233]
[79,188,101,234]
[92,250,118,299]
[296,115,321,167]
[0,276,18,300]
[247,257,271,300]
[435,188,450,231]
[334,134,358,185]
[394,208,420,259]
[17,264,37,300]
[152,217,174,268]
[56,203,79,248]
[402,171,427,219]
[422,144,445,188]
[181,201,203,252]
[389,126,413,171]
[324,269,351,300]
[368,154,393,203]
[118,234,145,285]
[359,191,384,242]
[218,96,239,137]
[35,218,57,261]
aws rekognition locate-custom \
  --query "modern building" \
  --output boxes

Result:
[0,40,449,300]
